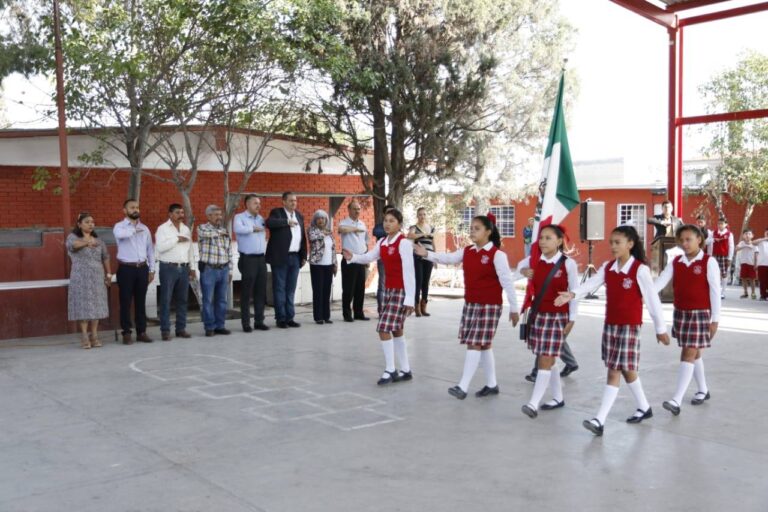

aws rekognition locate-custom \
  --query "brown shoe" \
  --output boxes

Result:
[80,334,92,350]
[136,332,154,343]
[122,333,134,345]
[175,331,192,339]
[420,299,431,317]
[414,301,422,317]
[161,332,172,341]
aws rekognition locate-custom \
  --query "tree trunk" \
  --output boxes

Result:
[389,103,407,209]
[370,97,388,224]
[181,189,195,232]
[128,166,142,201]
[741,201,755,236]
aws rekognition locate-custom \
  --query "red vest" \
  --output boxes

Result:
[463,245,503,305]
[532,256,569,314]
[712,230,731,256]
[380,234,405,290]
[673,254,712,310]
[605,258,643,325]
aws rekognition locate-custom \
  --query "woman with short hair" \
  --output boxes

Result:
[308,210,337,324]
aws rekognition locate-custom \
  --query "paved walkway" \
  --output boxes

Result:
[1,287,767,511]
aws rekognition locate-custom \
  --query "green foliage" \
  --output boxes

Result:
[31,166,81,195]
[0,0,50,79]
[292,0,575,211]
[701,51,768,230]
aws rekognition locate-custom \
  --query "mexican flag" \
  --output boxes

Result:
[524,72,580,310]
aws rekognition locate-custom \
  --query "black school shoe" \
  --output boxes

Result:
[475,386,500,397]
[541,399,565,411]
[524,373,536,383]
[521,404,538,419]
[448,386,467,400]
[377,371,401,386]
[663,400,681,416]
[560,365,579,377]
[626,407,653,424]
[397,371,413,382]
[691,391,711,406]
[583,418,604,436]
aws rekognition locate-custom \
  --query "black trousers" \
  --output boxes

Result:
[530,342,578,376]
[414,255,434,304]
[310,264,333,321]
[238,254,267,327]
[117,264,149,334]
[341,259,366,318]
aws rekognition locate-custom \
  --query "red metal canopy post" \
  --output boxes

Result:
[609,0,768,220]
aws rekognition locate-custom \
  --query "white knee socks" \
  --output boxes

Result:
[381,340,395,374]
[548,365,563,402]
[481,349,497,388]
[627,377,650,412]
[458,350,481,392]
[595,385,620,424]
[392,336,410,373]
[672,362,695,405]
[693,358,708,394]
[528,370,551,409]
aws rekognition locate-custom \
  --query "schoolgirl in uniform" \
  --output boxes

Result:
[654,224,721,415]
[414,215,520,399]
[516,224,578,419]
[735,229,758,299]
[343,209,415,385]
[712,218,734,299]
[555,226,670,436]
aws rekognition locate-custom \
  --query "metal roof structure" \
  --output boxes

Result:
[608,0,768,217]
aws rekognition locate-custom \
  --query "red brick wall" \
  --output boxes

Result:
[0,166,375,249]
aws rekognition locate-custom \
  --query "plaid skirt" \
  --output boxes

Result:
[527,312,569,357]
[602,324,641,371]
[376,288,407,333]
[715,255,730,278]
[672,309,711,348]
[740,263,757,279]
[458,303,502,348]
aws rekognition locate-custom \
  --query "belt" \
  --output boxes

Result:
[160,261,190,267]
[288,251,299,255]
[239,253,265,257]
[203,263,228,269]
[119,260,147,268]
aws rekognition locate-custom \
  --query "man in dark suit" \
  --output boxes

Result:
[647,199,683,241]
[266,191,307,328]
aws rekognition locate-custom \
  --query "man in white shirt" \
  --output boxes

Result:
[233,195,269,332]
[338,200,370,322]
[155,203,194,341]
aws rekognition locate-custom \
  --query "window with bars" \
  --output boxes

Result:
[461,206,516,237]
[488,206,515,237]
[461,206,475,232]
[617,204,647,244]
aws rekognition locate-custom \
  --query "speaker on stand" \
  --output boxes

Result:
[579,200,605,299]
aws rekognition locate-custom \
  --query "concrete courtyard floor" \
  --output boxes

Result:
[1,287,767,512]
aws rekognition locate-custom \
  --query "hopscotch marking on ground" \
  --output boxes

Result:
[129,354,403,431]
